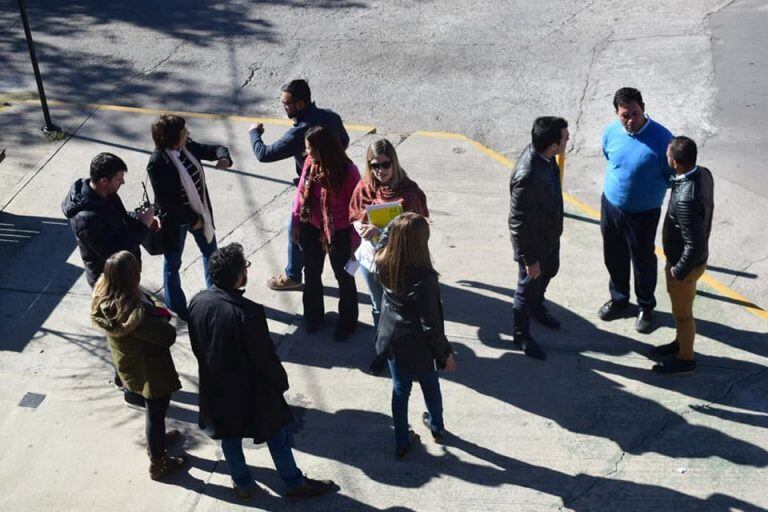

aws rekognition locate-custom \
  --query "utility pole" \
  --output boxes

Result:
[17,0,62,137]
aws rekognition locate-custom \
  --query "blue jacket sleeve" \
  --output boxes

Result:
[250,127,304,163]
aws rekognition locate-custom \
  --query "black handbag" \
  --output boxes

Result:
[139,181,166,256]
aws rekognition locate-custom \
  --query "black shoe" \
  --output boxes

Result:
[635,309,653,334]
[650,340,679,360]
[531,308,561,329]
[421,412,445,443]
[395,431,420,460]
[232,481,254,499]
[285,476,338,498]
[334,321,356,341]
[652,357,696,375]
[598,300,629,321]
[513,336,547,361]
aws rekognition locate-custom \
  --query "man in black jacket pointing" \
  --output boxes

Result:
[650,136,714,375]
[508,117,569,361]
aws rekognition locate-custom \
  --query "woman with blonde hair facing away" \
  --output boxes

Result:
[349,138,428,328]
[292,125,361,341]
[373,213,456,459]
[91,251,186,480]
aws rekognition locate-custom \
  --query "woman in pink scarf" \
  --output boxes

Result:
[292,126,361,341]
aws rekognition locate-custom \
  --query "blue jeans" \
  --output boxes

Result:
[221,427,304,489]
[163,224,217,320]
[285,214,304,283]
[388,359,444,451]
[360,265,383,328]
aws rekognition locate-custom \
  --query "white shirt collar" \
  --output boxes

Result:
[673,166,698,181]
[623,114,651,136]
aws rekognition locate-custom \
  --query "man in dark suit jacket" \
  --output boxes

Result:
[188,243,337,499]
[248,79,350,292]
[508,117,569,361]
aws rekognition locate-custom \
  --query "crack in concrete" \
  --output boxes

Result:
[727,254,768,289]
[139,40,185,76]
[240,63,262,88]
[540,0,602,41]
[570,29,614,158]
[561,365,766,509]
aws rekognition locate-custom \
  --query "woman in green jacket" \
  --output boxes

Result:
[91,250,186,480]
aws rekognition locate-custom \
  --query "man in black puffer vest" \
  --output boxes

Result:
[508,117,569,361]
[651,136,714,375]
[62,152,158,287]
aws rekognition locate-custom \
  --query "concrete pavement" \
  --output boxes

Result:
[0,102,766,511]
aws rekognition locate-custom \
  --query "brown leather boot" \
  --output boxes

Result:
[149,454,187,480]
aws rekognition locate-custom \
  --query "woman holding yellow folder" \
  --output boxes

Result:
[349,139,429,328]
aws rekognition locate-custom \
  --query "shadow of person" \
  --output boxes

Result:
[286,406,765,511]
[160,452,413,511]
[442,341,768,468]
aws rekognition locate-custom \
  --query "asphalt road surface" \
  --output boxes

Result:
[1,0,766,305]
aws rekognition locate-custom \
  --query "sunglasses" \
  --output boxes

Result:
[370,161,393,171]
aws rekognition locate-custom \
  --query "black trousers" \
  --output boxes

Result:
[513,246,560,338]
[300,224,358,325]
[145,395,171,459]
[600,194,661,311]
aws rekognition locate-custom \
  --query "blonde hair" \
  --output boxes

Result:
[365,138,406,189]
[91,251,141,321]
[374,212,435,293]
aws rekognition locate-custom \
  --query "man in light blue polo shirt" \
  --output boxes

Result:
[598,87,673,333]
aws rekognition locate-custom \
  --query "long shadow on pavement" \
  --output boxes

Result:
[285,406,766,511]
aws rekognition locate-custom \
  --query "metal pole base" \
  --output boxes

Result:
[41,124,65,141]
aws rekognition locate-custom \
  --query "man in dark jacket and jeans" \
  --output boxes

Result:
[508,117,569,361]
[62,152,158,287]
[249,79,349,292]
[650,136,714,375]
[188,243,337,499]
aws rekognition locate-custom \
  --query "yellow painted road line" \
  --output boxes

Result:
[10,100,763,319]
[20,99,376,133]
[411,130,767,321]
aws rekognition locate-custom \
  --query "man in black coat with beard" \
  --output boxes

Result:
[508,117,569,361]
[188,243,337,499]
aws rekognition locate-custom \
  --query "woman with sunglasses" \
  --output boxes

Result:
[349,139,429,328]
[292,125,361,341]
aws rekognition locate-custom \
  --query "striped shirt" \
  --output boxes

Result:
[178,151,205,206]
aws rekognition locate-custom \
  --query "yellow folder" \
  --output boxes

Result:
[366,201,403,228]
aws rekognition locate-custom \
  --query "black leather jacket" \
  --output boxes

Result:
[374,267,453,374]
[508,145,564,265]
[662,166,714,279]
